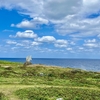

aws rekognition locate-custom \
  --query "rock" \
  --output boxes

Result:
[23,56,32,67]
[23,61,32,67]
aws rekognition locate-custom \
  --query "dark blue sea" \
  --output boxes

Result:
[0,58,100,72]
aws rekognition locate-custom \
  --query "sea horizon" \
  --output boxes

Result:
[0,58,100,72]
[0,57,100,60]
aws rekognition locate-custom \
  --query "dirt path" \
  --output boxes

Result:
[0,85,100,100]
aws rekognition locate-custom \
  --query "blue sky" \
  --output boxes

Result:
[0,0,100,58]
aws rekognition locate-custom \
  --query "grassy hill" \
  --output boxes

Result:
[0,60,100,100]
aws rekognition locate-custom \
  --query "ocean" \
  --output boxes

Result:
[0,58,100,72]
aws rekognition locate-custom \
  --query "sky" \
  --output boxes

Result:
[0,0,100,58]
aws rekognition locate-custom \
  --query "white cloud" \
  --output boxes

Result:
[12,17,49,29]
[85,39,96,43]
[31,41,41,46]
[15,20,35,29]
[0,0,43,15]
[16,30,37,38]
[34,17,49,24]
[0,0,81,19]
[9,30,69,48]
[54,40,68,48]
[83,38,99,48]
[8,30,69,49]
[2,0,100,57]
[56,15,100,37]
[36,36,56,43]
[56,40,68,44]
[84,43,98,48]
[35,36,68,48]
[82,0,100,14]
[1,0,100,38]
[10,30,37,38]
[6,40,17,44]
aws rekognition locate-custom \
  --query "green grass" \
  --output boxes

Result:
[15,87,100,100]
[0,60,100,100]
[0,60,22,65]
[0,92,8,100]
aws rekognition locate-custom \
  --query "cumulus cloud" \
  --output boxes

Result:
[54,40,68,48]
[9,30,69,48]
[6,40,17,44]
[6,40,24,47]
[34,17,49,24]
[31,41,41,46]
[13,20,34,29]
[33,36,69,48]
[44,0,100,37]
[10,30,37,38]
[55,14,100,37]
[35,37,68,48]
[12,17,49,29]
[83,39,98,48]
[1,0,100,38]
[16,30,37,38]
[2,0,100,56]
[36,36,56,43]
[84,43,98,48]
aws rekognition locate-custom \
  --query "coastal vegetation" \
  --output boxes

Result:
[0,60,100,100]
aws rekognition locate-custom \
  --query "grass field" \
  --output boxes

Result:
[0,60,100,100]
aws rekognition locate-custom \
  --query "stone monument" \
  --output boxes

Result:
[23,56,32,67]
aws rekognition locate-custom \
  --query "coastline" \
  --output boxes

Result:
[0,58,100,72]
